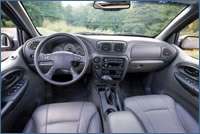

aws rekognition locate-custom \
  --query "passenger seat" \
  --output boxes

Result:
[107,95,199,133]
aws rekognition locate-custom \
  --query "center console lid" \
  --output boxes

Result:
[107,111,145,133]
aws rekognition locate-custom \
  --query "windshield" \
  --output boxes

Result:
[22,1,187,37]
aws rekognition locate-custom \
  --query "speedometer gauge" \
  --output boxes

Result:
[53,46,63,52]
[64,43,76,53]
[76,46,85,56]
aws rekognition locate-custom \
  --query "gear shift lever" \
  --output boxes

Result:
[101,75,113,81]
[105,86,113,105]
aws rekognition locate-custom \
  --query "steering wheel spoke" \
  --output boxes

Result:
[70,67,79,79]
[73,54,86,63]
[44,66,56,79]
[38,53,53,62]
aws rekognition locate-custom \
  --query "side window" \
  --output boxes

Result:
[1,10,17,61]
[178,19,199,59]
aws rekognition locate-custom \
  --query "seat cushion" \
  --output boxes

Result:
[24,102,102,133]
[124,95,199,133]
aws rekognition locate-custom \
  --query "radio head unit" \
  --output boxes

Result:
[102,57,124,69]
[93,57,127,81]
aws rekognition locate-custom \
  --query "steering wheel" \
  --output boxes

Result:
[34,33,89,86]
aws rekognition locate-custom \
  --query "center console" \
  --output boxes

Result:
[92,56,128,119]
[95,83,122,118]
[93,56,128,81]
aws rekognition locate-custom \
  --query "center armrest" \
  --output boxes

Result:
[107,111,145,133]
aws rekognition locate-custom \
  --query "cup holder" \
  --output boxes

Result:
[105,108,116,115]
[98,88,105,92]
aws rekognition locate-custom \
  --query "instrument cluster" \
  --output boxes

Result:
[52,42,85,56]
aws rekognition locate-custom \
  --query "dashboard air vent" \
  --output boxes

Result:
[101,43,111,51]
[28,41,40,50]
[114,43,124,52]
[162,48,171,57]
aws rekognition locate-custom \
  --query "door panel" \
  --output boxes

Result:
[1,47,46,132]
[174,63,199,96]
[151,45,199,121]
[1,67,28,117]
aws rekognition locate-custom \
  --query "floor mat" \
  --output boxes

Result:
[119,74,147,99]
[50,80,90,103]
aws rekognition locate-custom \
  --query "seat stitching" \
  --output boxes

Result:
[36,107,47,131]
[78,102,84,133]
[32,118,38,132]
[175,104,187,132]
[134,98,156,133]
[160,96,179,130]
[40,119,80,129]
[86,111,97,132]
[45,104,49,133]
[144,108,168,113]
[160,95,185,132]
[47,120,79,125]
[126,107,147,133]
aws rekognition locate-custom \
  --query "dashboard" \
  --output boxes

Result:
[23,34,177,81]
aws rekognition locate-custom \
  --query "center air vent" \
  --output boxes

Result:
[101,43,111,51]
[96,41,126,53]
[114,43,124,52]
[28,41,40,50]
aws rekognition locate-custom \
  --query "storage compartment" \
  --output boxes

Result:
[128,60,164,72]
[107,111,145,133]
[105,108,116,115]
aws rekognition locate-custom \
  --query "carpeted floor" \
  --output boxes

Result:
[50,79,90,103]
[119,73,147,99]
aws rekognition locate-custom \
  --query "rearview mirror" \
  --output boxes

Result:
[93,1,131,11]
[1,33,14,51]
[180,36,199,50]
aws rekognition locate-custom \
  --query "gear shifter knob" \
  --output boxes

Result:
[101,75,113,81]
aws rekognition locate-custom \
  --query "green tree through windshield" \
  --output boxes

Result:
[21,1,187,36]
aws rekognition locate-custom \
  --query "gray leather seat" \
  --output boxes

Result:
[108,95,199,133]
[24,102,101,133]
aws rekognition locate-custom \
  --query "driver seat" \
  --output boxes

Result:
[24,102,102,133]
